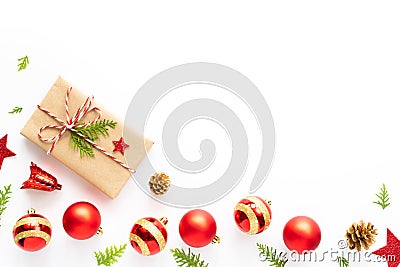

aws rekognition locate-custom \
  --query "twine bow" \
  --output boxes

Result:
[37,87,133,172]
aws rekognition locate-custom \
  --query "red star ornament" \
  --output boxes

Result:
[112,137,129,155]
[373,228,400,267]
[0,134,16,170]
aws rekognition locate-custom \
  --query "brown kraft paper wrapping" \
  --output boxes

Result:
[20,76,153,199]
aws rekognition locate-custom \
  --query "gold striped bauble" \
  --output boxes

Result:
[129,217,168,256]
[233,196,272,235]
[13,208,52,252]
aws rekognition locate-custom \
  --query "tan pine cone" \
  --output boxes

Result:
[345,220,377,251]
[149,172,171,195]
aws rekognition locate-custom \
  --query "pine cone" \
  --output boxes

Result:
[149,172,171,195]
[345,220,377,251]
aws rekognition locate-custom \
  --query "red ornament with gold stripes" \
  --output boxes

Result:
[129,217,168,256]
[12,208,52,252]
[233,196,272,235]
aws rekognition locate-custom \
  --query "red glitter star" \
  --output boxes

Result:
[373,228,400,267]
[112,137,130,155]
[0,134,16,170]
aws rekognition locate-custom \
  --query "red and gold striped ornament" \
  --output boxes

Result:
[13,208,52,252]
[233,196,272,235]
[129,217,168,256]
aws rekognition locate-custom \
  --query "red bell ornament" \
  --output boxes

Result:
[130,217,168,256]
[62,201,102,240]
[283,216,321,253]
[13,208,52,252]
[20,162,62,192]
[179,209,220,248]
[234,196,272,235]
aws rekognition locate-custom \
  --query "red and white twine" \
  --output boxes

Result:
[37,87,134,172]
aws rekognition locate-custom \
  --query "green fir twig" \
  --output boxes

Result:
[94,244,127,266]
[337,256,349,267]
[75,119,117,141]
[170,248,209,267]
[0,184,12,227]
[257,243,288,267]
[373,183,390,210]
[70,132,95,157]
[8,106,23,114]
[69,119,117,157]
[17,55,29,71]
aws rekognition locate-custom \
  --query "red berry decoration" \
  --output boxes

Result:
[234,196,272,235]
[13,208,52,252]
[62,201,102,240]
[283,216,321,253]
[179,209,220,248]
[129,217,168,256]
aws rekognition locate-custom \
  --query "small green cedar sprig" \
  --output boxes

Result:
[257,243,288,267]
[70,119,117,157]
[76,119,117,141]
[170,248,209,267]
[0,184,12,227]
[17,55,29,71]
[337,256,349,267]
[94,244,127,266]
[8,106,23,114]
[373,183,390,210]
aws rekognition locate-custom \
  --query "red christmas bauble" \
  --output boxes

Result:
[283,216,321,253]
[13,208,52,252]
[234,196,272,235]
[62,201,101,240]
[130,217,168,256]
[179,209,217,248]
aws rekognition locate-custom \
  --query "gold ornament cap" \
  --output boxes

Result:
[96,227,104,236]
[159,217,168,225]
[27,208,36,214]
[212,236,221,244]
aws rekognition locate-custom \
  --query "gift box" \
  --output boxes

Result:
[21,76,153,199]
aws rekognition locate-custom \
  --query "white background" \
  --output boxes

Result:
[1,1,400,266]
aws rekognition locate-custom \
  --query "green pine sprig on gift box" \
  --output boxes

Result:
[373,183,390,210]
[17,55,29,71]
[76,119,117,141]
[257,243,288,267]
[8,106,23,114]
[70,119,117,157]
[337,256,349,267]
[94,243,127,266]
[70,132,95,157]
[0,184,12,227]
[170,248,209,267]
